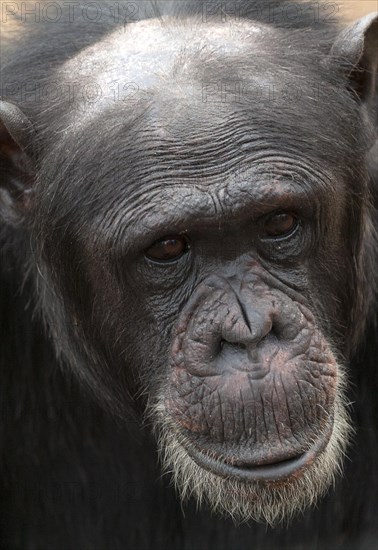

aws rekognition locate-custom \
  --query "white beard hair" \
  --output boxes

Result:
[149,364,352,526]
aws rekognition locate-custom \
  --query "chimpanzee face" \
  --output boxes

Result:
[1,12,377,525]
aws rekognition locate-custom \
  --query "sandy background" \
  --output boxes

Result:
[341,1,377,20]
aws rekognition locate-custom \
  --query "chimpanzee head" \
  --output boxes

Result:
[0,9,377,524]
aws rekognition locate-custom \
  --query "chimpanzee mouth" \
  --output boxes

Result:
[182,426,333,482]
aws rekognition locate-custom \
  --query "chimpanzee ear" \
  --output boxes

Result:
[0,101,36,225]
[324,13,378,132]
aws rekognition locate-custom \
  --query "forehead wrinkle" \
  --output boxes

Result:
[94,162,330,253]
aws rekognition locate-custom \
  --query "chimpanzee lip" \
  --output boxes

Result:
[182,423,333,482]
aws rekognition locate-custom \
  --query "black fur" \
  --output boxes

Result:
[1,2,377,548]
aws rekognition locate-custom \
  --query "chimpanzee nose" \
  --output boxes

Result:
[174,279,280,377]
[211,299,276,376]
[219,304,273,350]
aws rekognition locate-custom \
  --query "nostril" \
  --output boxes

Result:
[269,324,279,339]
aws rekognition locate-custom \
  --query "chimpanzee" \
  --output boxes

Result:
[0,1,377,548]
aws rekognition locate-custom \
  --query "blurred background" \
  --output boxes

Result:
[342,1,377,20]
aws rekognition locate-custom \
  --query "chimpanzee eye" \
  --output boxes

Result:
[261,212,298,239]
[144,235,190,263]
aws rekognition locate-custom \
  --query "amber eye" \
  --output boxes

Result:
[262,212,298,238]
[145,235,189,263]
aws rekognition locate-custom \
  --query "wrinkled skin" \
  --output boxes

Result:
[0,0,378,545]
[167,271,337,461]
